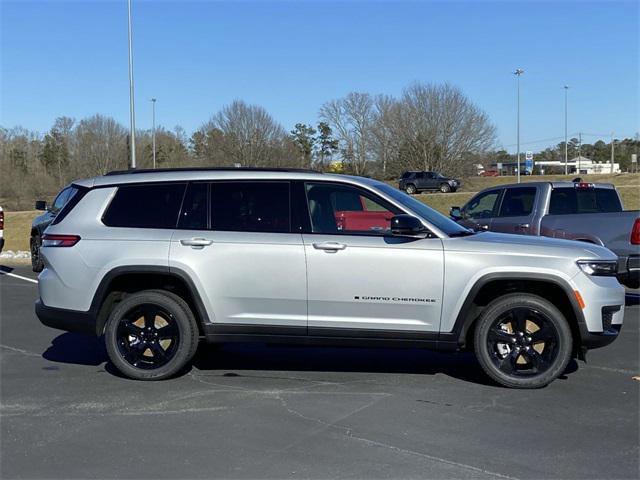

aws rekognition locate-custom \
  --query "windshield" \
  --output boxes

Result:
[373,183,472,236]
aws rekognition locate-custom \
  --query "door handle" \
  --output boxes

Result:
[517,223,530,229]
[180,238,213,248]
[479,225,489,230]
[312,241,347,251]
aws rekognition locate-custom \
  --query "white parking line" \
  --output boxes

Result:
[0,271,38,284]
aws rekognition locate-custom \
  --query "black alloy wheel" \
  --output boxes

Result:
[105,290,199,380]
[474,293,572,388]
[486,307,558,377]
[116,304,180,370]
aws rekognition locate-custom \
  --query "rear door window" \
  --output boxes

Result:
[103,183,186,228]
[178,183,208,230]
[210,182,290,233]
[498,187,537,217]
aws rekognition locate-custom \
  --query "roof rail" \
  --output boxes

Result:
[105,167,322,176]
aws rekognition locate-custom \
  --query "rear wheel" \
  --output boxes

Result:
[405,184,417,195]
[30,235,44,272]
[440,183,451,193]
[104,290,199,380]
[473,293,572,388]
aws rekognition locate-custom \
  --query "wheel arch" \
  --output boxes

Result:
[443,272,585,352]
[90,266,210,336]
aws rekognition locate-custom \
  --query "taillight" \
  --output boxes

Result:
[575,182,594,189]
[41,234,81,247]
[631,218,640,245]
[0,211,4,230]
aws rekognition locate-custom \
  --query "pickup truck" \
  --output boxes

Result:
[450,181,640,288]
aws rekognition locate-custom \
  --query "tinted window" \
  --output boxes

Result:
[51,185,87,225]
[305,182,399,234]
[465,190,501,219]
[103,183,186,228]
[373,183,471,236]
[178,183,208,230]
[498,187,537,217]
[211,182,290,233]
[51,187,73,213]
[401,172,412,179]
[549,187,622,215]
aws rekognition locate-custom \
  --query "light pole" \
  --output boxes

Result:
[151,98,157,169]
[514,69,524,183]
[127,0,136,169]
[564,86,569,175]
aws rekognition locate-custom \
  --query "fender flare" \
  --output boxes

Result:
[90,265,211,335]
[440,272,586,345]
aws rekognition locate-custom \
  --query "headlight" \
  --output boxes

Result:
[577,260,618,276]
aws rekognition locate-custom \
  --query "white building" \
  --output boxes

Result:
[535,156,620,174]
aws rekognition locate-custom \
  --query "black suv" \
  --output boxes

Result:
[398,171,461,194]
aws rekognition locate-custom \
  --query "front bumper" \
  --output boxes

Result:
[35,299,97,335]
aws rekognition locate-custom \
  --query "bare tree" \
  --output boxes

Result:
[74,114,127,177]
[200,100,290,167]
[320,92,376,175]
[397,83,496,176]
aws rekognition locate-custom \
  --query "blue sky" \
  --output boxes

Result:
[2,0,638,152]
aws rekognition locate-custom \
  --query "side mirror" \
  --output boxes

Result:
[35,200,47,211]
[390,214,428,237]
[450,206,462,220]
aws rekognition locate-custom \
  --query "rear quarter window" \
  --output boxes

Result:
[102,183,186,228]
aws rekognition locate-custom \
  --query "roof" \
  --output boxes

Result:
[479,181,615,190]
[74,167,381,189]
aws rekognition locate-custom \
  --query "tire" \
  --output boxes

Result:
[405,184,417,195]
[440,183,451,193]
[473,293,572,389]
[30,235,44,272]
[104,290,199,380]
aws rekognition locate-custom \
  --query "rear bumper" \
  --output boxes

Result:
[35,299,97,335]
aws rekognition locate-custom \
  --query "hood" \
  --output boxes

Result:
[445,231,616,261]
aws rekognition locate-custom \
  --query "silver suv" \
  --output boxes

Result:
[35,168,625,388]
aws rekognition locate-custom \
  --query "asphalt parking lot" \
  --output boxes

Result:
[1,265,638,479]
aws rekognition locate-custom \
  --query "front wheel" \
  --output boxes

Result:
[405,184,417,195]
[440,183,452,193]
[473,293,572,388]
[104,290,199,380]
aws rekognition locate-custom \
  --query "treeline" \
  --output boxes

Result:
[489,137,640,174]
[0,81,497,210]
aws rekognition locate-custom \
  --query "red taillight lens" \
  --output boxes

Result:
[42,234,81,247]
[631,218,640,245]
[575,182,594,189]
[0,211,4,230]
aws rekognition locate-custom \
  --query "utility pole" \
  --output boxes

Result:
[610,132,614,173]
[127,0,136,169]
[577,132,582,174]
[564,86,569,175]
[514,69,524,183]
[151,98,157,169]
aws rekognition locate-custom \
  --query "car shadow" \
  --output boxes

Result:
[42,332,107,366]
[42,333,579,387]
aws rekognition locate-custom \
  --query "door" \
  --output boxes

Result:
[169,181,307,330]
[459,189,502,231]
[301,181,444,334]
[491,186,538,235]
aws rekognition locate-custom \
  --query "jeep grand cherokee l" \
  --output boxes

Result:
[35,168,625,388]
